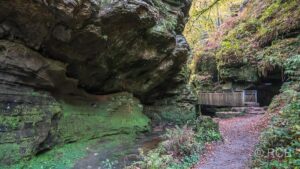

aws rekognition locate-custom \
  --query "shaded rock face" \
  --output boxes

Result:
[144,83,197,125]
[0,0,191,99]
[0,40,150,165]
[0,40,82,95]
[0,0,192,166]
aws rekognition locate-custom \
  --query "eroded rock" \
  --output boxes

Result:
[0,0,192,166]
[0,0,191,98]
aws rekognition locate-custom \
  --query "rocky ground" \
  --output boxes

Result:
[196,109,269,169]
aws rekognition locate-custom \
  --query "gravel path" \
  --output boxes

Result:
[196,112,269,169]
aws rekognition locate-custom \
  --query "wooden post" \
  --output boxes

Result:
[242,90,246,106]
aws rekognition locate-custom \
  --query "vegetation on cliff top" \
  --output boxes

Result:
[186,0,300,91]
[184,0,300,168]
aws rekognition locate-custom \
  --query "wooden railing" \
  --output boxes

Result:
[198,91,244,106]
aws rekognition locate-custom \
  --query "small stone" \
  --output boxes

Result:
[94,153,99,156]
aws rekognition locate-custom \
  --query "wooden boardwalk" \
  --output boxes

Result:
[198,90,257,107]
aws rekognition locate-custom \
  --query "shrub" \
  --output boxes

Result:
[191,116,222,142]
[162,125,202,157]
[252,82,300,169]
[284,55,300,81]
[126,117,221,169]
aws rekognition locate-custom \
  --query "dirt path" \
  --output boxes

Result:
[196,112,269,169]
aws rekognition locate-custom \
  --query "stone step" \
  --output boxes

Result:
[231,107,248,112]
[248,111,265,114]
[244,102,260,107]
[231,106,266,114]
[215,111,245,118]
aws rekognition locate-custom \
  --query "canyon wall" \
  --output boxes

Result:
[0,0,193,166]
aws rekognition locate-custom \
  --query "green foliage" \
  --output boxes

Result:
[257,36,300,77]
[191,117,222,142]
[260,1,280,21]
[128,149,173,169]
[168,154,200,169]
[101,159,119,169]
[187,0,300,87]
[252,82,300,169]
[162,125,203,157]
[184,0,244,48]
[284,55,300,80]
[179,65,191,83]
[126,117,221,169]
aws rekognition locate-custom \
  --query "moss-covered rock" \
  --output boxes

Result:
[0,90,61,165]
[0,41,151,166]
[219,65,258,82]
[0,91,150,167]
[56,93,150,143]
[0,1,194,166]
[189,0,300,91]
[144,84,197,125]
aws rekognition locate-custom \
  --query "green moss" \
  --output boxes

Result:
[219,65,258,82]
[149,0,178,34]
[57,93,150,142]
[260,0,298,22]
[227,19,260,40]
[256,24,270,38]
[260,1,280,21]
[1,92,150,168]
[216,35,246,69]
[160,108,196,125]
[0,92,61,165]
[6,134,135,169]
[257,36,300,77]
[0,116,21,130]
[210,0,299,84]
[0,144,21,167]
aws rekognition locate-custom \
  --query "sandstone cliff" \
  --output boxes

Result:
[0,0,192,166]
